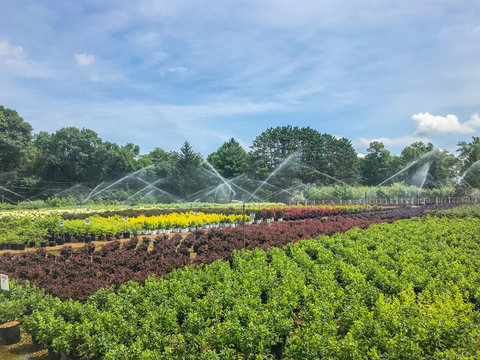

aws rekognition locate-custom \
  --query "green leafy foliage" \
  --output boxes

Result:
[427,204,480,218]
[18,217,480,358]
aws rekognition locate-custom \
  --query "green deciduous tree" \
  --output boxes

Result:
[361,142,396,186]
[457,137,480,188]
[249,126,360,185]
[0,106,32,173]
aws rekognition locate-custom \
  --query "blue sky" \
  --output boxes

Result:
[1,0,480,156]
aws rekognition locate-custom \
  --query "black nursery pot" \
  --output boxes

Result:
[65,234,72,242]
[0,243,5,250]
[17,243,26,251]
[40,241,48,247]
[106,234,113,241]
[56,238,65,246]
[123,232,131,239]
[28,240,36,247]
[48,241,56,247]
[0,321,21,345]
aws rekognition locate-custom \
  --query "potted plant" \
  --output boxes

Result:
[275,209,285,221]
[0,293,21,346]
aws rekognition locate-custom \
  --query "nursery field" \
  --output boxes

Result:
[2,204,480,359]
[0,203,377,249]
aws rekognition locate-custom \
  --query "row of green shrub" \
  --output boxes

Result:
[3,217,480,358]
[427,204,480,218]
[305,182,458,200]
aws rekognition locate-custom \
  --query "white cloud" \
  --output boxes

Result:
[357,153,366,158]
[74,53,95,66]
[412,112,480,135]
[0,40,24,63]
[0,40,54,78]
[358,135,431,147]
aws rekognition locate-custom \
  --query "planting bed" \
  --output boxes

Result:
[0,205,449,301]
[0,204,372,250]
[2,214,480,358]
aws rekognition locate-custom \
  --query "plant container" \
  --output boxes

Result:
[0,321,21,345]
[123,232,131,239]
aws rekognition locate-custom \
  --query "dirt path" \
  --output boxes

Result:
[0,233,184,257]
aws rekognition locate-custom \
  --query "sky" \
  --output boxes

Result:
[1,0,480,156]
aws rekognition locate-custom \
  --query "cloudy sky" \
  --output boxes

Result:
[1,0,479,155]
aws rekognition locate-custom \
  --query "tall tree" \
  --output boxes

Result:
[400,141,434,164]
[171,141,203,197]
[0,106,32,172]
[457,137,480,188]
[361,141,395,186]
[207,138,248,178]
[32,127,103,183]
[249,126,360,185]
[0,106,35,200]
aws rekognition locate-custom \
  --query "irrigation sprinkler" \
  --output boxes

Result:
[232,199,246,248]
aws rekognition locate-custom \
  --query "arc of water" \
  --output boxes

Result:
[135,178,183,202]
[185,178,253,202]
[84,181,106,202]
[83,166,155,202]
[138,189,156,202]
[415,163,431,197]
[0,193,18,204]
[248,153,298,201]
[261,184,305,201]
[372,150,438,192]
[85,175,133,201]
[123,180,161,204]
[0,185,25,199]
[202,160,235,194]
[229,182,262,201]
[447,160,480,195]
[214,173,262,201]
[296,163,352,188]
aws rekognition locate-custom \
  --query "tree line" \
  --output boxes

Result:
[1,105,480,202]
